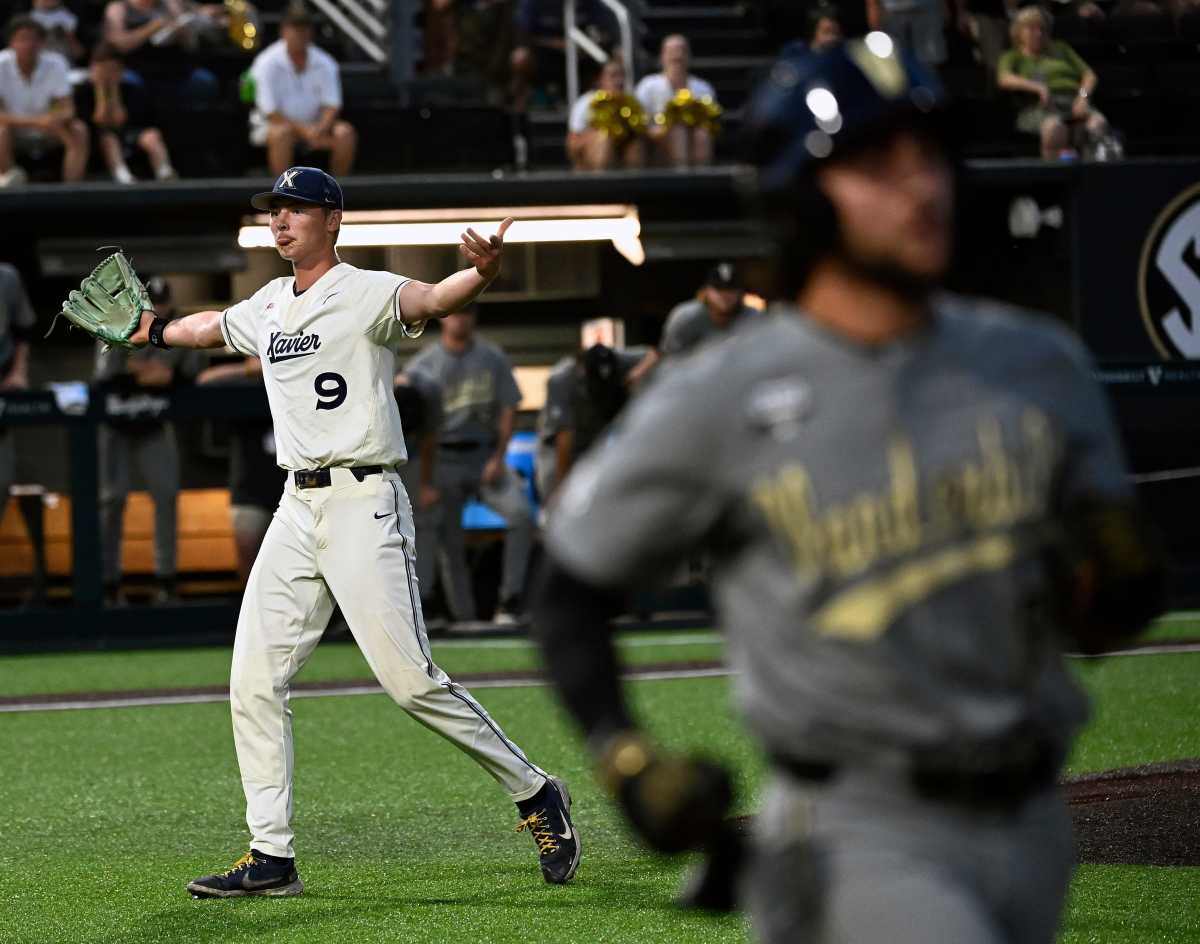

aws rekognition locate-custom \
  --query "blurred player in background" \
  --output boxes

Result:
[196,355,285,586]
[406,306,534,625]
[94,277,198,603]
[394,367,443,620]
[0,263,41,601]
[535,39,1163,943]
[536,343,640,502]
[628,262,758,385]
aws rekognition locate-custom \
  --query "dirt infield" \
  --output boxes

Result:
[1064,760,1200,865]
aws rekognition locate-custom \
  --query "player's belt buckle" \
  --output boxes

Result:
[294,469,331,489]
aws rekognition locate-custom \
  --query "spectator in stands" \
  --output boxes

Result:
[537,344,639,502]
[196,356,285,586]
[0,16,88,186]
[808,5,845,51]
[394,369,443,619]
[628,262,759,386]
[30,0,84,63]
[635,34,718,168]
[866,0,947,69]
[249,3,356,176]
[94,278,198,604]
[566,57,645,171]
[102,0,221,104]
[405,306,535,626]
[954,0,1016,76]
[997,6,1107,159]
[78,43,177,183]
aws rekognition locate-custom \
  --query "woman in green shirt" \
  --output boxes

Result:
[997,6,1108,158]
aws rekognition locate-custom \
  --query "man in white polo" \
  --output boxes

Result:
[0,14,88,186]
[249,3,355,176]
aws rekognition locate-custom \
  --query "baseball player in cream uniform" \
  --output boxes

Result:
[127,166,580,898]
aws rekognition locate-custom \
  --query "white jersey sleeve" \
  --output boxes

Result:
[221,280,278,355]
[568,92,595,134]
[364,272,419,348]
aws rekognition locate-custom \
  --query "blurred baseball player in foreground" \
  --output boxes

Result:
[534,38,1162,942]
[123,167,579,897]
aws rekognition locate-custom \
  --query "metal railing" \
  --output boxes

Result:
[308,0,389,63]
[565,0,637,106]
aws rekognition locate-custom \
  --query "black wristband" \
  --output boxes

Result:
[148,316,170,350]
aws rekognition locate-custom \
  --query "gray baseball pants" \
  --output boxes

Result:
[745,766,1074,944]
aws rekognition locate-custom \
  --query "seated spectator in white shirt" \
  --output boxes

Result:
[249,3,356,176]
[634,34,717,168]
[0,15,88,186]
[566,57,645,171]
[30,0,84,63]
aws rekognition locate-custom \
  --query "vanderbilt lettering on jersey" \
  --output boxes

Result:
[752,410,1059,640]
[267,330,323,363]
[219,262,414,470]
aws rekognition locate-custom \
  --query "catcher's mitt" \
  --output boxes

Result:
[56,250,151,350]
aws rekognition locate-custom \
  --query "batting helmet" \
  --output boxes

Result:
[743,34,949,289]
[745,33,947,194]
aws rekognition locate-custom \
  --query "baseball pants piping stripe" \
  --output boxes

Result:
[443,680,546,780]
[390,479,434,677]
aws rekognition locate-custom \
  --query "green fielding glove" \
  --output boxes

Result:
[597,731,734,854]
[58,250,151,350]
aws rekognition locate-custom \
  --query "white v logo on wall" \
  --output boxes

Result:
[281,169,299,189]
[1139,182,1200,359]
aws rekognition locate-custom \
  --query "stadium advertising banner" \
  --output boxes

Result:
[1076,161,1200,366]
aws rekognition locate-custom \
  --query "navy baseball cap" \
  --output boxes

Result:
[250,166,344,211]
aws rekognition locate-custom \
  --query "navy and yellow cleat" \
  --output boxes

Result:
[186,850,304,898]
[516,776,581,884]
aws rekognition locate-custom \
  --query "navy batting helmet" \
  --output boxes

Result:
[745,33,947,195]
[743,34,949,291]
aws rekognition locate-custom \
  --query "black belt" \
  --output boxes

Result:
[439,442,489,452]
[773,744,1056,809]
[293,465,384,489]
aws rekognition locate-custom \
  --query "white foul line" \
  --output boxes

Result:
[0,667,731,715]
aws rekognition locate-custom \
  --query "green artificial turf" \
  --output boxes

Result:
[6,615,1200,942]
[1069,650,1200,774]
[1,677,758,944]
[0,632,723,699]
[1061,865,1200,943]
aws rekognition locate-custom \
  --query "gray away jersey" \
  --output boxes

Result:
[547,295,1130,766]
[406,337,521,448]
[659,299,759,359]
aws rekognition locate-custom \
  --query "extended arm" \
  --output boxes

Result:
[130,309,226,349]
[398,218,513,324]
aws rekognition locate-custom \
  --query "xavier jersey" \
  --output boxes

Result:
[220,262,420,470]
[547,296,1129,766]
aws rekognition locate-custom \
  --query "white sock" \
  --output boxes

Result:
[155,162,176,181]
[113,163,135,184]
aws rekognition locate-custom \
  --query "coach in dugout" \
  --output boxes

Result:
[249,3,356,177]
[406,305,534,626]
[94,278,200,604]
[628,262,759,385]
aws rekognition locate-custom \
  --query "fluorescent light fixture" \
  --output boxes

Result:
[237,204,645,265]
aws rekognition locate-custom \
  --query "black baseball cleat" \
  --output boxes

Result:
[186,850,304,898]
[516,776,581,884]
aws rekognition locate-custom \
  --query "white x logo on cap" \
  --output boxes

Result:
[280,169,299,189]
